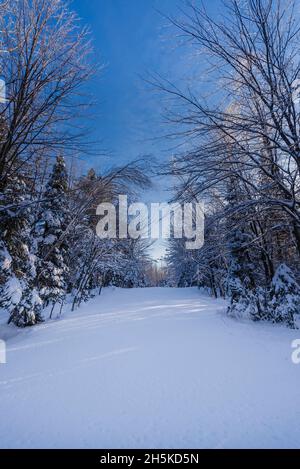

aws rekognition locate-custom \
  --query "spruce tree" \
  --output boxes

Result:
[269,264,300,328]
[0,171,43,326]
[36,155,70,316]
[225,177,259,318]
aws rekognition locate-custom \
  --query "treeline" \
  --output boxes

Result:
[0,0,150,327]
[0,154,151,327]
[164,0,300,328]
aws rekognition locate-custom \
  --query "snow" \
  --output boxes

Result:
[0,287,300,449]
[4,276,23,308]
[292,78,300,110]
[0,246,12,270]
[272,264,297,294]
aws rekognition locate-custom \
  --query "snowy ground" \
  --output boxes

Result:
[0,287,300,449]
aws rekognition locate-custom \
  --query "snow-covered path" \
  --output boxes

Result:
[0,287,300,449]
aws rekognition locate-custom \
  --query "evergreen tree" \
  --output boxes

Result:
[0,171,43,326]
[36,155,70,316]
[269,264,300,328]
[121,239,150,288]
[226,229,256,318]
[225,177,259,319]
[167,238,197,288]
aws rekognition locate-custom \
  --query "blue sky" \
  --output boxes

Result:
[72,0,184,172]
[71,0,221,258]
[72,0,221,171]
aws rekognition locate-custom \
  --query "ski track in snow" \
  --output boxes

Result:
[0,287,300,449]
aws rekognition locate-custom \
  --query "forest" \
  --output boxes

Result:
[0,0,299,329]
[164,0,300,327]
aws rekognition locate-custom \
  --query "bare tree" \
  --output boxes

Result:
[0,0,95,185]
[67,160,152,311]
[158,0,300,256]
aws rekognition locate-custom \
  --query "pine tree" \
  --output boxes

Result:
[0,171,43,326]
[167,238,197,288]
[225,177,260,319]
[226,229,255,318]
[36,155,70,316]
[121,239,150,288]
[269,264,300,328]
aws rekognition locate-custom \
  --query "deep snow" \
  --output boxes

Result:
[0,287,300,449]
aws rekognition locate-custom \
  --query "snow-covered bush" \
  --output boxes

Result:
[8,287,43,327]
[227,278,262,321]
[268,264,300,328]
